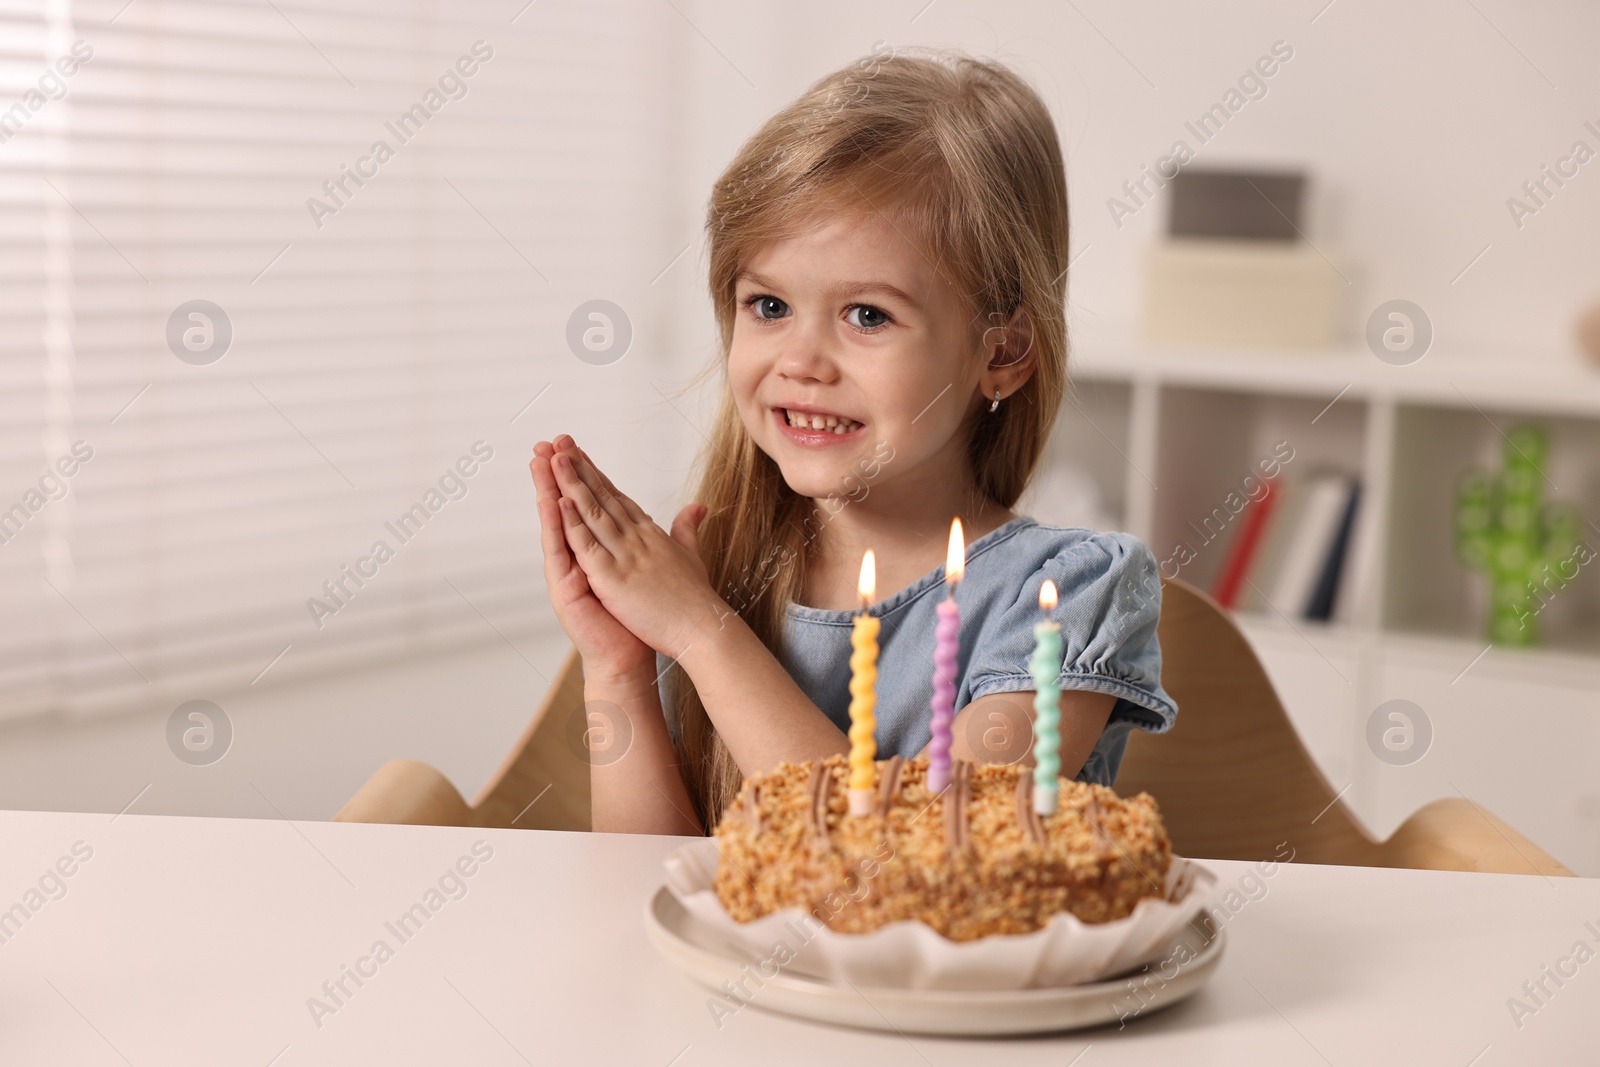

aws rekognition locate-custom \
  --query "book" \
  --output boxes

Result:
[1211,477,1281,609]
[1237,476,1306,613]
[1332,487,1371,626]
[1306,482,1362,621]
[1268,472,1354,617]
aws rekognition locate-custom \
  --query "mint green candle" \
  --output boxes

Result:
[1031,580,1062,816]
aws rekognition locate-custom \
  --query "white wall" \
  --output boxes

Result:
[669,0,1600,356]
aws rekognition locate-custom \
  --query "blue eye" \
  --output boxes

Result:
[745,294,789,320]
[846,304,891,331]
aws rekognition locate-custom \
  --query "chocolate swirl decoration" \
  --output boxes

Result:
[743,782,762,835]
[942,758,973,853]
[1014,769,1046,845]
[874,755,905,818]
[806,762,831,853]
[1076,792,1113,859]
[1083,793,1104,830]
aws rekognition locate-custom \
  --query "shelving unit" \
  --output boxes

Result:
[1031,324,1600,875]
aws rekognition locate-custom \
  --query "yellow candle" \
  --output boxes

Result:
[848,548,879,816]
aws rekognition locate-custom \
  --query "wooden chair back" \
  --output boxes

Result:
[1122,579,1571,875]
[1119,579,1379,863]
[333,646,591,831]
[472,645,590,831]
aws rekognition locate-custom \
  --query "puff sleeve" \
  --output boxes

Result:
[965,530,1177,735]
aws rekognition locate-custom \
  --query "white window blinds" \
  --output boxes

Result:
[0,0,673,721]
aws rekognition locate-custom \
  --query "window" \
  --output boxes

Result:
[0,0,671,719]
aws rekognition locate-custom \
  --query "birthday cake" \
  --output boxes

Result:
[712,753,1172,942]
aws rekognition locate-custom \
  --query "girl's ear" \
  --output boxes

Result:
[980,304,1037,400]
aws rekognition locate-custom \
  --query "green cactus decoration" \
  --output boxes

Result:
[1454,424,1582,647]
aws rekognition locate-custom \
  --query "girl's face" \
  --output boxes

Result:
[727,208,987,503]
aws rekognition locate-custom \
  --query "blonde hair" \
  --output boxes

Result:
[666,47,1070,830]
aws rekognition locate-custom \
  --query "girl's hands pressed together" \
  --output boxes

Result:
[533,434,707,836]
[539,433,851,786]
[546,435,724,663]
[530,438,655,682]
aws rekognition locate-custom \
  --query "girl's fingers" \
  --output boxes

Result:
[571,445,650,525]
[553,436,648,526]
[560,443,636,530]
[529,445,560,503]
[532,469,569,567]
[557,495,606,562]
[534,454,592,607]
[553,452,623,546]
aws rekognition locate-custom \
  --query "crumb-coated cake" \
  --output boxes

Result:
[713,753,1172,942]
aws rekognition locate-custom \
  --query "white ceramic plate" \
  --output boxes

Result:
[662,838,1220,991]
[644,886,1226,1036]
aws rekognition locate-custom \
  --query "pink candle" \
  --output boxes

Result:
[927,519,964,795]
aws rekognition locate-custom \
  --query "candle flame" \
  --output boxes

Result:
[946,518,965,584]
[1039,578,1058,610]
[858,548,876,602]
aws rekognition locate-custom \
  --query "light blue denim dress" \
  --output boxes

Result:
[659,516,1177,787]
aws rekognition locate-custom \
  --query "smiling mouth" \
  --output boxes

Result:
[777,407,865,435]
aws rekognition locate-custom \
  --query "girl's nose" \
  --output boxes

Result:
[774,321,840,383]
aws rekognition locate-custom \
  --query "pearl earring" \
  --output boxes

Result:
[988,387,1001,413]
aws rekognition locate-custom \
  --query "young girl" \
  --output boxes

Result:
[531,48,1175,836]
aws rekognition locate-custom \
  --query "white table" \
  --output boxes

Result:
[0,809,1594,1065]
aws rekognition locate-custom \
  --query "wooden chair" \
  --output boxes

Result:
[336,580,1574,876]
[334,644,592,831]
[1115,580,1573,876]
